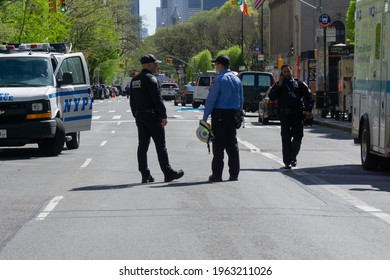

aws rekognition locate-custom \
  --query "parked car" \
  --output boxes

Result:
[238,71,275,112]
[160,82,179,101]
[174,84,194,106]
[258,87,279,124]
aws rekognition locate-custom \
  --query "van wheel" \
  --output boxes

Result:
[38,118,65,156]
[174,100,178,106]
[66,131,80,150]
[361,120,379,170]
[192,102,200,109]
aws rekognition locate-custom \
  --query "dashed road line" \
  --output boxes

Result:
[100,140,108,146]
[35,196,63,221]
[81,158,92,168]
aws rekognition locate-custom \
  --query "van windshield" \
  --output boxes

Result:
[0,57,53,87]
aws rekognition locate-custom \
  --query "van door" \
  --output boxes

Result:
[55,54,92,133]
[240,72,274,112]
[193,75,212,107]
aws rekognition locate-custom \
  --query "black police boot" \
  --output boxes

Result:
[208,175,223,182]
[164,169,184,182]
[142,175,155,184]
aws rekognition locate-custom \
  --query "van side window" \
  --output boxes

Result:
[241,75,255,86]
[258,75,273,92]
[198,77,210,86]
[57,57,86,85]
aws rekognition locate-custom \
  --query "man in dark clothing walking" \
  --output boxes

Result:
[269,64,314,169]
[202,55,244,182]
[130,54,184,183]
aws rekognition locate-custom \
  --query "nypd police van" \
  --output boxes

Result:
[0,43,92,156]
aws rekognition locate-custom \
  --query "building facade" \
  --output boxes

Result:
[157,0,225,29]
[268,0,351,96]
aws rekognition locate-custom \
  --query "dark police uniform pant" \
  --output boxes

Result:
[211,109,240,179]
[136,112,173,177]
[279,113,304,166]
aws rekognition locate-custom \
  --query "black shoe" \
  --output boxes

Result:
[228,176,238,181]
[209,175,223,182]
[141,175,155,183]
[283,165,291,170]
[164,169,184,182]
[291,160,297,167]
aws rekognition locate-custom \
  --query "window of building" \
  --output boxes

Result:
[331,20,346,44]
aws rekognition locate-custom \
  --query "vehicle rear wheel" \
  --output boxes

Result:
[361,120,379,170]
[182,101,186,107]
[174,99,178,106]
[66,131,80,150]
[192,102,200,109]
[38,118,65,156]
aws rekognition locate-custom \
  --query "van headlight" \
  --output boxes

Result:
[32,102,44,111]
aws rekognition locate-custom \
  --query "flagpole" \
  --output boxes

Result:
[241,9,244,66]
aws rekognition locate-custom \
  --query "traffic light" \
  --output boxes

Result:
[116,49,122,57]
[49,0,57,13]
[60,0,67,13]
[237,0,242,4]
[289,42,295,57]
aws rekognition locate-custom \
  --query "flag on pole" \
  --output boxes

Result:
[254,0,265,10]
[240,0,250,16]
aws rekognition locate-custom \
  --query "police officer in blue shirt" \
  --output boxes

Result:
[130,54,184,183]
[269,64,314,169]
[203,55,244,182]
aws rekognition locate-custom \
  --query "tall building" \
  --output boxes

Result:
[156,0,224,29]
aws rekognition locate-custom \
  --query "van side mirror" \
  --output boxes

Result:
[59,72,73,86]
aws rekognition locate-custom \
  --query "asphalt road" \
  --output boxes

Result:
[1,96,390,260]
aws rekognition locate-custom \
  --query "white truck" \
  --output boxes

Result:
[352,0,390,170]
[0,43,92,156]
[192,71,216,109]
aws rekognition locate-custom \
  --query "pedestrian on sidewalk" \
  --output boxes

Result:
[129,54,184,183]
[202,55,244,182]
[269,64,314,169]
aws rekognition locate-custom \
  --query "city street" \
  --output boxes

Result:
[1,96,390,260]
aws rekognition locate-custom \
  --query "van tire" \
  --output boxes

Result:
[192,102,200,109]
[38,118,65,156]
[66,131,80,150]
[361,119,379,171]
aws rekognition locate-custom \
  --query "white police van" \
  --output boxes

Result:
[0,43,92,156]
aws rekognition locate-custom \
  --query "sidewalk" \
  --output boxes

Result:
[312,112,352,133]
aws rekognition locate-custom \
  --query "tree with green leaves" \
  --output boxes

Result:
[346,0,356,45]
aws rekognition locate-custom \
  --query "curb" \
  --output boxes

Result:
[313,119,352,133]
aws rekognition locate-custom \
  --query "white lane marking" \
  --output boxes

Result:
[126,110,131,113]
[35,196,63,221]
[111,131,116,134]
[240,138,390,226]
[92,116,101,120]
[117,122,122,126]
[237,138,262,154]
[81,158,92,168]
[100,140,108,146]
[173,115,184,119]
[112,115,121,120]
[109,110,116,113]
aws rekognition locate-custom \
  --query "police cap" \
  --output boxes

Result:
[140,54,162,64]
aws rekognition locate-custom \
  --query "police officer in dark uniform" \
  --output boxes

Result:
[202,55,244,182]
[130,54,184,183]
[269,64,314,169]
